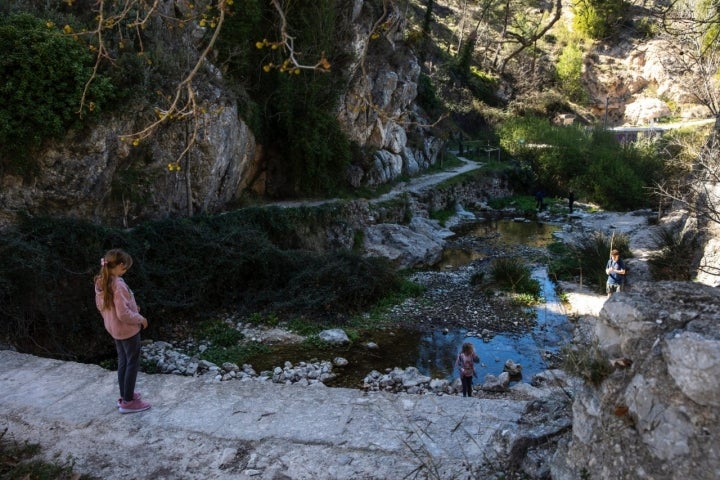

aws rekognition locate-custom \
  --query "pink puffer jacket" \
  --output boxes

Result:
[95,277,145,340]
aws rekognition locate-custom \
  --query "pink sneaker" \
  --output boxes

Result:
[118,398,151,414]
[117,392,141,407]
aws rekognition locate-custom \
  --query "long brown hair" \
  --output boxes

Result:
[94,249,134,310]
[461,341,475,356]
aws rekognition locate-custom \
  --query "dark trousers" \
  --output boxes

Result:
[461,375,473,397]
[115,332,141,402]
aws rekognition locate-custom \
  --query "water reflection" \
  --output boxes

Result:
[247,220,573,388]
[457,219,559,246]
[436,248,485,270]
[386,265,572,384]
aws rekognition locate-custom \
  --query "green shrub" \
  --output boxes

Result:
[417,73,442,116]
[555,44,587,103]
[198,342,270,368]
[572,0,626,40]
[634,17,658,38]
[0,13,114,168]
[271,81,352,196]
[216,0,354,198]
[488,195,538,216]
[498,118,662,210]
[429,207,455,227]
[489,257,541,298]
[247,312,280,327]
[0,210,404,362]
[0,215,123,360]
[467,67,500,105]
[470,271,485,286]
[498,116,590,197]
[286,318,326,336]
[546,240,577,282]
[453,32,477,79]
[196,319,245,348]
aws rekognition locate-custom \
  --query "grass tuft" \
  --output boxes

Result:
[648,227,697,280]
[489,257,541,299]
[0,427,97,479]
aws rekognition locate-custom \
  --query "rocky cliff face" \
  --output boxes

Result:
[551,281,720,480]
[0,0,438,229]
[0,101,257,228]
[337,1,442,188]
[583,37,712,125]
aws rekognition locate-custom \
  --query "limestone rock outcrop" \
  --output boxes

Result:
[551,281,720,480]
[336,1,443,187]
[582,36,712,125]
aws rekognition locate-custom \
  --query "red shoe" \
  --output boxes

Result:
[118,398,151,414]
[117,392,141,407]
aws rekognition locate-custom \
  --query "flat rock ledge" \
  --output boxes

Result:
[0,350,572,480]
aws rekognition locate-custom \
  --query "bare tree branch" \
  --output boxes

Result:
[654,134,720,226]
[72,0,332,172]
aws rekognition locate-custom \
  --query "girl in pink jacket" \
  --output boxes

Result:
[95,249,151,414]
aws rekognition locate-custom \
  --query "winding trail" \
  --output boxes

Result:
[267,154,482,208]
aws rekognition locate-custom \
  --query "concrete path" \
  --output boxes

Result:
[0,350,529,479]
[267,155,481,209]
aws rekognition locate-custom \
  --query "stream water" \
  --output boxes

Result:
[246,221,574,388]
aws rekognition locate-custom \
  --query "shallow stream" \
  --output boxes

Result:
[246,221,573,388]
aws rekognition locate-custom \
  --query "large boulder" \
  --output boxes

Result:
[623,97,671,125]
[363,216,454,269]
[551,281,720,480]
[335,0,441,188]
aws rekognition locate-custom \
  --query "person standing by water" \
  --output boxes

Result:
[456,342,480,397]
[605,249,626,297]
[568,190,575,213]
[535,190,545,211]
[94,249,151,413]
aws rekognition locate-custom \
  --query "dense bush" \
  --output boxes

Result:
[583,130,664,210]
[0,211,403,362]
[216,0,354,197]
[0,13,114,168]
[417,73,443,117]
[499,116,589,194]
[489,257,541,298]
[555,44,586,103]
[572,0,626,40]
[498,116,663,210]
[269,74,352,196]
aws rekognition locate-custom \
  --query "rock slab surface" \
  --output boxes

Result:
[0,350,529,479]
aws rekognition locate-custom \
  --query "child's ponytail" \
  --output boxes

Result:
[94,249,134,310]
